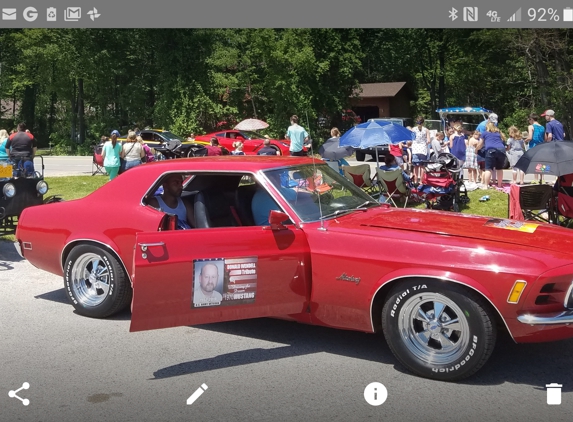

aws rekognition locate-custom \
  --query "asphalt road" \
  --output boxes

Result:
[1,240,572,422]
[38,155,557,184]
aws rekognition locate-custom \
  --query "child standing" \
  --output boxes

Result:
[464,130,480,183]
[506,126,525,184]
[449,123,466,169]
[231,141,245,155]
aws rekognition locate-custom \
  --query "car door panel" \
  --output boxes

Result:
[130,226,311,332]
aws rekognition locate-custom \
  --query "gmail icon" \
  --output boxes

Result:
[64,7,81,21]
[2,8,17,20]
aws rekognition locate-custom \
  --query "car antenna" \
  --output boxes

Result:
[306,110,326,231]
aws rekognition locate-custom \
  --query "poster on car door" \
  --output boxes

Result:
[192,257,257,308]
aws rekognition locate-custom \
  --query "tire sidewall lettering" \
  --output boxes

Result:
[390,285,427,318]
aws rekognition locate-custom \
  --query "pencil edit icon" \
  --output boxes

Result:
[187,383,208,405]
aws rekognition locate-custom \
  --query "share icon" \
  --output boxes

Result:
[8,382,30,406]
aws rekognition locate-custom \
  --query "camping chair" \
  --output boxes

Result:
[92,144,106,176]
[343,164,377,196]
[377,168,410,207]
[519,184,555,224]
[554,174,573,227]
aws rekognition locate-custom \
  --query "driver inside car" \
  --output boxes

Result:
[148,173,194,229]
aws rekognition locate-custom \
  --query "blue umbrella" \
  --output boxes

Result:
[339,120,415,149]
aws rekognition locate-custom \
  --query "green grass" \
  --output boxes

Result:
[45,175,108,201]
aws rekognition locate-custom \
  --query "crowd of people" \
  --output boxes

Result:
[381,109,566,190]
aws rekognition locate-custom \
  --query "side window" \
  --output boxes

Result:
[153,134,163,143]
[216,133,225,138]
[140,132,153,141]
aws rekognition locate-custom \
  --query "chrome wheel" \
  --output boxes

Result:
[70,253,111,307]
[397,293,470,365]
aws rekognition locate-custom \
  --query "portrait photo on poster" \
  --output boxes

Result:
[192,257,258,308]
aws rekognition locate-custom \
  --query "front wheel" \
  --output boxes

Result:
[382,280,496,381]
[64,244,132,318]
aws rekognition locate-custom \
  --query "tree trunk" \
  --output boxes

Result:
[70,80,77,144]
[78,78,85,144]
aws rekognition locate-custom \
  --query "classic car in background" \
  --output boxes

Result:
[119,129,206,158]
[194,130,295,155]
[0,157,57,235]
[14,156,573,381]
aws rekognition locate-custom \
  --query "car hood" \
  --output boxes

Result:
[328,207,573,255]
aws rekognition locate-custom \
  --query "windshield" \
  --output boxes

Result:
[263,164,378,223]
[161,131,184,141]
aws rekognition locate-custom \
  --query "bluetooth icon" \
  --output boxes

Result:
[449,7,458,21]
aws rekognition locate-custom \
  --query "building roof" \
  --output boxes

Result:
[354,82,407,98]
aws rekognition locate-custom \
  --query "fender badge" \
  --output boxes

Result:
[336,273,361,285]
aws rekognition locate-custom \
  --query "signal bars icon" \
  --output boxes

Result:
[508,7,522,21]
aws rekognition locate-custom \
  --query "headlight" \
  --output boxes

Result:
[36,180,49,195]
[565,282,573,309]
[3,183,15,198]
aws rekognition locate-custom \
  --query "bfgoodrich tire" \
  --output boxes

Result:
[382,279,496,381]
[64,244,132,318]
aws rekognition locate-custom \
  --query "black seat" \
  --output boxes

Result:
[519,184,555,223]
[194,192,211,228]
[234,185,258,226]
[193,190,240,228]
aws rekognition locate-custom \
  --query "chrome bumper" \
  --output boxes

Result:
[517,310,573,325]
[14,241,23,258]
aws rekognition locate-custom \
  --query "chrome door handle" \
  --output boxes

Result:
[138,242,165,252]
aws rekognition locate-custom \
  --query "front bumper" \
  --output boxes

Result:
[517,310,573,325]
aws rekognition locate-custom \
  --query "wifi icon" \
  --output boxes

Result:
[508,7,521,21]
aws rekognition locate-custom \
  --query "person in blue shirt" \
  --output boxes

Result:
[476,113,498,135]
[285,115,309,156]
[251,171,298,225]
[524,113,546,184]
[541,109,565,141]
[478,122,506,189]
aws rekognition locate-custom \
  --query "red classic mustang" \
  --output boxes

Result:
[15,157,573,381]
[194,130,295,155]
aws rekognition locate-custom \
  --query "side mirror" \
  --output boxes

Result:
[268,210,289,230]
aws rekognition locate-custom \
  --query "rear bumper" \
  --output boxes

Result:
[517,310,573,325]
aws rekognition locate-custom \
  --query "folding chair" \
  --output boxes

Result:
[518,184,555,223]
[377,168,410,207]
[343,164,377,196]
[92,144,106,176]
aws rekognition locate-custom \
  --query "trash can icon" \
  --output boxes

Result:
[546,383,562,405]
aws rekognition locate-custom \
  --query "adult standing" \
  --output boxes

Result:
[0,129,9,161]
[101,130,122,180]
[285,115,309,156]
[541,109,565,141]
[121,130,145,171]
[524,113,546,183]
[5,123,36,177]
[476,113,498,135]
[410,116,430,184]
[477,122,506,189]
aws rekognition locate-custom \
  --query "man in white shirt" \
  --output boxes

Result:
[193,263,223,307]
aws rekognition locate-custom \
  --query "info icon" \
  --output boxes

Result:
[364,382,387,406]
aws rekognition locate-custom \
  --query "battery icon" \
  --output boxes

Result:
[564,8,573,21]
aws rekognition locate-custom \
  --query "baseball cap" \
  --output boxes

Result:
[111,130,120,136]
[488,113,498,123]
[541,109,555,117]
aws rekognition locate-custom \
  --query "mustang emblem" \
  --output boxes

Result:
[336,273,361,284]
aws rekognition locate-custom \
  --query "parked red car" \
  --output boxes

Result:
[194,130,295,155]
[15,157,573,381]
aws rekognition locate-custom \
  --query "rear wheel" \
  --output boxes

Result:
[382,279,496,381]
[64,244,132,318]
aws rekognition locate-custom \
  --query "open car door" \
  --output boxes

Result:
[130,225,311,332]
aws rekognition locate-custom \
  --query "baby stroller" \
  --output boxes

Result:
[416,153,468,212]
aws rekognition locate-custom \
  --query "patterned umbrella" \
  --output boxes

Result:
[514,141,573,176]
[234,119,269,131]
